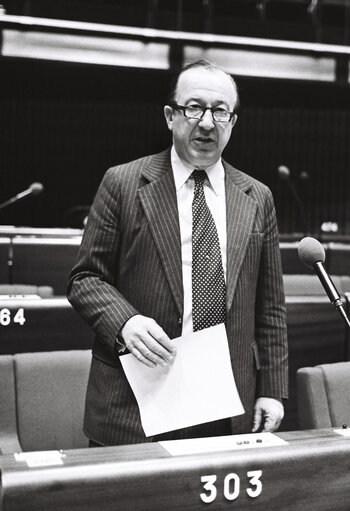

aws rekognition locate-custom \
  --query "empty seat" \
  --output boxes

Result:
[0,350,91,453]
[297,361,350,429]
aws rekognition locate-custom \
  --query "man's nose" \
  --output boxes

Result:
[198,109,215,130]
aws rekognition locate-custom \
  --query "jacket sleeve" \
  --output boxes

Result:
[67,167,138,356]
[255,187,289,400]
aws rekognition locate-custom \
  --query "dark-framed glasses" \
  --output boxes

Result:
[170,103,235,123]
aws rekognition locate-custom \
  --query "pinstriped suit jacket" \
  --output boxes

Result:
[67,148,288,445]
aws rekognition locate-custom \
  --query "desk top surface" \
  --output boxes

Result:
[0,226,83,238]
[1,429,350,511]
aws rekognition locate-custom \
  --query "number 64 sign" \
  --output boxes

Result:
[0,308,26,326]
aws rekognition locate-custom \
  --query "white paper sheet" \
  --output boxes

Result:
[159,432,288,456]
[120,323,244,436]
[334,428,350,437]
[14,451,65,467]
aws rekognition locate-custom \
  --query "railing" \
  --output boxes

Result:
[1,13,350,82]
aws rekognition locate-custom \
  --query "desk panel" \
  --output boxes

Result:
[280,242,323,274]
[3,236,350,292]
[328,242,350,275]
[0,238,10,284]
[11,238,80,294]
[0,429,350,510]
[0,298,94,354]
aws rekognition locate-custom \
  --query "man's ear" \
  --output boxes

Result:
[231,114,238,128]
[164,105,174,130]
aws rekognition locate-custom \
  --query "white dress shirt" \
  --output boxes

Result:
[171,146,227,335]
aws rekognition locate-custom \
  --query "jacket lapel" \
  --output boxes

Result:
[137,152,258,318]
[224,161,257,312]
[137,150,183,316]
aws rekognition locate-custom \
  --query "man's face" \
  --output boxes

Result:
[164,67,238,168]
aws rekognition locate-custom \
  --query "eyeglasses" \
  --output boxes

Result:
[170,103,235,123]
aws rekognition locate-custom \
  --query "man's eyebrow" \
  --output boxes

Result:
[184,97,203,105]
[185,98,231,108]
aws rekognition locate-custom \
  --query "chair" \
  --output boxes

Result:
[296,361,350,429]
[0,350,91,454]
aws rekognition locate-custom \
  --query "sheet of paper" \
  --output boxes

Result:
[334,428,350,437]
[159,432,288,456]
[14,451,65,467]
[120,323,244,437]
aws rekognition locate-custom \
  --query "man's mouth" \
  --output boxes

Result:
[193,137,215,144]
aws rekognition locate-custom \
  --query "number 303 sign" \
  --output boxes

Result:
[200,470,262,503]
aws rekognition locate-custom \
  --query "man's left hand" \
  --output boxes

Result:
[251,397,284,433]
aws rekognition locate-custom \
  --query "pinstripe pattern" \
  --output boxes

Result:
[67,148,288,445]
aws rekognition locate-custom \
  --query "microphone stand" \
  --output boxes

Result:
[286,179,309,236]
[0,189,34,211]
[278,166,308,235]
[314,262,350,328]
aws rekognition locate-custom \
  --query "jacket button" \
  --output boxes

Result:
[178,317,182,324]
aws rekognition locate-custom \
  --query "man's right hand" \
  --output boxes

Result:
[121,315,177,368]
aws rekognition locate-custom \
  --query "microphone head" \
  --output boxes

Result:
[299,171,309,181]
[277,165,290,180]
[298,236,325,268]
[29,182,44,196]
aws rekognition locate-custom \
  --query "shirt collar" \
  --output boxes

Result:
[170,146,225,196]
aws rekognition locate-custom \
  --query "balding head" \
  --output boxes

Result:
[168,60,240,114]
[164,60,239,168]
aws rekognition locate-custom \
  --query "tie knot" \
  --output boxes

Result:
[192,169,207,185]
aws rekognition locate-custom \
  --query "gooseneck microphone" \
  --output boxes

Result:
[298,236,350,327]
[277,165,291,181]
[278,165,308,235]
[0,182,44,211]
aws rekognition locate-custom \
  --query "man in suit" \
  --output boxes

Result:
[67,60,288,446]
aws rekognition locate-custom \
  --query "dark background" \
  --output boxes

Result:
[1,0,350,235]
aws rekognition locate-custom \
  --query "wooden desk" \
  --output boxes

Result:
[281,240,350,276]
[0,238,10,283]
[0,429,350,510]
[328,242,350,275]
[0,297,94,354]
[280,241,325,274]
[11,237,80,294]
[0,227,83,238]
[1,234,349,292]
[0,229,82,294]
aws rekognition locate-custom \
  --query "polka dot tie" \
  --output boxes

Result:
[191,169,226,332]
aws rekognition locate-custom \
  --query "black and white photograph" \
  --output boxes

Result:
[0,1,350,509]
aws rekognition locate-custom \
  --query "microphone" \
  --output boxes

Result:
[298,236,350,327]
[277,165,308,234]
[299,171,309,182]
[277,165,291,180]
[0,182,44,211]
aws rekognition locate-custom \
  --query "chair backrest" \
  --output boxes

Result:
[297,361,350,429]
[0,350,91,453]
